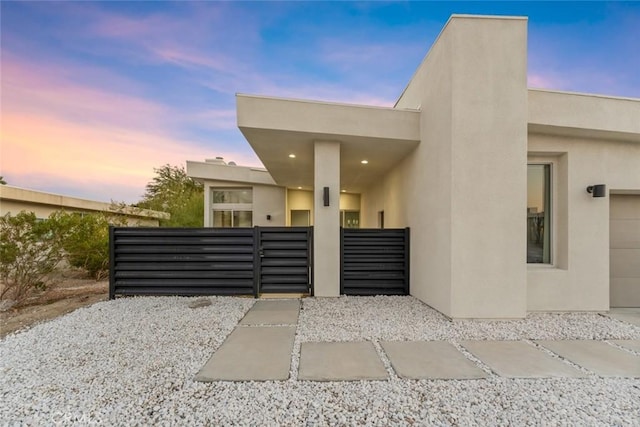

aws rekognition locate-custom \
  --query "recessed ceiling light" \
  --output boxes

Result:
[341,189,346,193]
[361,160,368,164]
[288,154,296,158]
[297,186,302,189]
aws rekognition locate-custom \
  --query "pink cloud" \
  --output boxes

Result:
[527,71,569,91]
[71,3,250,74]
[1,112,257,203]
[203,72,397,108]
[0,54,259,203]
[185,109,238,130]
[149,47,241,74]
[2,54,168,131]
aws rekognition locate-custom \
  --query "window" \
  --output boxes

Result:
[340,210,360,228]
[527,164,551,263]
[212,189,252,204]
[211,188,252,227]
[213,210,252,227]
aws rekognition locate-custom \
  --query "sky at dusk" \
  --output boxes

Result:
[1,1,639,204]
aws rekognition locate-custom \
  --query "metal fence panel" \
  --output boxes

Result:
[110,226,313,298]
[110,227,257,298]
[341,228,410,295]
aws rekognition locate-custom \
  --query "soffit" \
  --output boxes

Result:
[237,94,421,192]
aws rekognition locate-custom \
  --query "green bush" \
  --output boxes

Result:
[0,212,66,302]
[1,209,138,302]
[48,211,125,281]
[137,164,203,227]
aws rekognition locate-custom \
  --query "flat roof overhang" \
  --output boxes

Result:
[528,89,640,143]
[237,94,421,192]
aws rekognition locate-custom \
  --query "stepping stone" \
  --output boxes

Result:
[240,300,300,325]
[461,340,585,378]
[537,340,640,377]
[605,310,640,327]
[298,342,388,381]
[611,340,640,353]
[381,341,487,380]
[195,326,295,381]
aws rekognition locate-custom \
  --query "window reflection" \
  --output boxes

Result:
[527,165,551,263]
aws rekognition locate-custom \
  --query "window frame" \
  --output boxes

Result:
[340,210,360,229]
[210,187,253,227]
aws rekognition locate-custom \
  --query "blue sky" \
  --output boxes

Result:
[2,1,639,203]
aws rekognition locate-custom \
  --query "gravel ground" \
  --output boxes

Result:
[1,295,639,426]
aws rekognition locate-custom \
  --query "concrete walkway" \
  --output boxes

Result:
[195,300,300,382]
[196,300,640,382]
[605,308,640,327]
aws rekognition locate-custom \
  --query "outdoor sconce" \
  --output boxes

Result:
[586,184,606,198]
[323,187,330,206]
[266,214,271,221]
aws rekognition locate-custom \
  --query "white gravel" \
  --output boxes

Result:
[1,295,639,426]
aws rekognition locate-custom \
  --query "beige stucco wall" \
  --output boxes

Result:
[527,133,640,311]
[363,16,529,319]
[313,141,341,297]
[339,193,361,211]
[286,190,314,226]
[254,185,286,226]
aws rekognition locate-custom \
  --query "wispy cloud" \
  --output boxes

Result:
[2,53,168,130]
[183,109,238,131]
[527,6,640,98]
[0,52,256,203]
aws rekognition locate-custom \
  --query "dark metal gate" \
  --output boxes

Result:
[109,226,312,299]
[340,228,410,296]
[258,227,312,294]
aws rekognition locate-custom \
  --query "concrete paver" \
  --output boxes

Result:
[195,326,296,381]
[605,308,640,327]
[461,340,586,378]
[239,300,300,325]
[611,340,640,353]
[298,341,388,381]
[381,341,488,379]
[537,340,640,377]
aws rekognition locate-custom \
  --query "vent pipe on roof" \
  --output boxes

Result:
[205,157,226,165]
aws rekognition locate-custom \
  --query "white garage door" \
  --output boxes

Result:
[610,195,640,307]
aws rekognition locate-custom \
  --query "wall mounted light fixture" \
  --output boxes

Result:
[586,184,606,198]
[323,187,330,206]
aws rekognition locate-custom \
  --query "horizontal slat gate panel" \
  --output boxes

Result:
[341,228,409,296]
[110,227,256,298]
[259,227,311,293]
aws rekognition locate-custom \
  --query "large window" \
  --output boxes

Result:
[212,189,252,204]
[211,188,252,227]
[527,165,551,263]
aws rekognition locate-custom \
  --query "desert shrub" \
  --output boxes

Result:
[48,211,125,280]
[0,212,66,302]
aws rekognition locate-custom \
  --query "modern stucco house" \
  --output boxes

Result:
[0,185,169,226]
[187,15,640,319]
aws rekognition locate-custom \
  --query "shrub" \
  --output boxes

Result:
[0,212,66,302]
[48,211,125,281]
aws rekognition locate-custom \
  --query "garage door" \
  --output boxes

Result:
[610,195,640,307]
